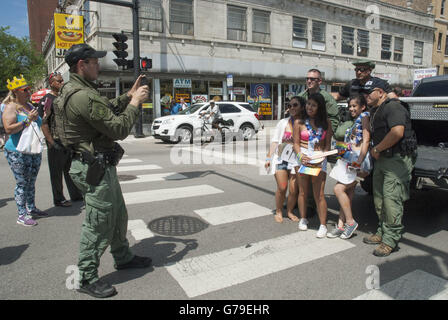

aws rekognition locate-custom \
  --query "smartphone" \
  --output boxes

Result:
[140,76,149,87]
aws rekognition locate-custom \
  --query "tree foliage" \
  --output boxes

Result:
[0,26,47,94]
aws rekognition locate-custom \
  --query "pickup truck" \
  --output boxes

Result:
[359,75,448,193]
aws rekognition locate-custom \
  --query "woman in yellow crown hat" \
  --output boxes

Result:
[2,75,45,226]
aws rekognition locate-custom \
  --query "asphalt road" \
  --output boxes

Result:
[1,132,447,302]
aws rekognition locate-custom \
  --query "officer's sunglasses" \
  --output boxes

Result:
[355,67,369,72]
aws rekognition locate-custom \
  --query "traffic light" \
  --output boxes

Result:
[112,33,129,68]
[140,57,152,71]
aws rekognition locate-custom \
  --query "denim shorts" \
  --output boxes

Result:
[276,160,290,171]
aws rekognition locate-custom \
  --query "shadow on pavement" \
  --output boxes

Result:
[43,200,84,217]
[101,236,198,286]
[0,197,14,209]
[0,244,29,266]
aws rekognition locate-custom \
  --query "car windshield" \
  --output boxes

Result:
[177,104,204,115]
[413,80,448,97]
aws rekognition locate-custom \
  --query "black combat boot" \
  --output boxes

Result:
[115,255,152,270]
[77,279,117,298]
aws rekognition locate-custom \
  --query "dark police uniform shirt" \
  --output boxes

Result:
[370,99,411,156]
[339,76,392,99]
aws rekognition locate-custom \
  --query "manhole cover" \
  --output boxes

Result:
[148,215,208,236]
[118,174,137,181]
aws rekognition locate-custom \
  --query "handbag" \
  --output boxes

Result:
[16,122,44,154]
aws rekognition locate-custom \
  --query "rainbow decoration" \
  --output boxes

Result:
[335,142,351,160]
[298,165,321,176]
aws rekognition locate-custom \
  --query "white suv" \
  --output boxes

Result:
[152,101,262,143]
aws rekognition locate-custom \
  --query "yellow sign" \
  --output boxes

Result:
[433,104,448,108]
[54,13,84,49]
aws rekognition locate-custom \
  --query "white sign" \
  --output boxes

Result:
[209,87,223,95]
[413,68,437,88]
[232,87,246,95]
[173,78,192,88]
[192,94,208,103]
[226,74,233,88]
[56,48,67,58]
[374,73,392,81]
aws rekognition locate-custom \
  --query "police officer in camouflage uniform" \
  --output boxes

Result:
[54,44,151,298]
[364,82,416,257]
[331,59,397,102]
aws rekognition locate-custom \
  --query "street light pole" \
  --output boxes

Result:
[84,0,145,138]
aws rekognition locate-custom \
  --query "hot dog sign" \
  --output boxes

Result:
[54,13,84,49]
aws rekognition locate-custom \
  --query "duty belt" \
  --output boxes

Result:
[73,151,117,166]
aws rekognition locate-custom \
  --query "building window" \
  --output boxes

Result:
[357,29,369,57]
[312,20,326,51]
[227,5,247,41]
[414,41,424,65]
[292,17,307,48]
[444,67,448,75]
[140,0,163,32]
[252,9,270,44]
[170,0,194,35]
[394,37,403,62]
[381,34,392,60]
[442,0,446,16]
[341,26,354,55]
[445,35,448,55]
[438,32,443,51]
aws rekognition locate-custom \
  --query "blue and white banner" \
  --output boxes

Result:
[250,83,270,98]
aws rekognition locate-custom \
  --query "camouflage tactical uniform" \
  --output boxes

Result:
[54,73,139,285]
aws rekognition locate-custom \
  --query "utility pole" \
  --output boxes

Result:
[84,0,145,138]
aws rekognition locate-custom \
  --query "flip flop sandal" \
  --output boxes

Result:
[274,214,283,223]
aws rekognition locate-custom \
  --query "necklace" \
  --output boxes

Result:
[305,119,323,152]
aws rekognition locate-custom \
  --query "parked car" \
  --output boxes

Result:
[151,101,262,143]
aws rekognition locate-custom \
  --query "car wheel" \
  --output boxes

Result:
[239,124,255,141]
[175,126,193,144]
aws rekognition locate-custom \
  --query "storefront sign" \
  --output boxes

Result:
[192,94,208,103]
[373,73,392,81]
[209,87,223,95]
[232,87,246,95]
[54,13,84,50]
[175,93,191,103]
[250,83,271,99]
[173,78,192,88]
[413,68,437,89]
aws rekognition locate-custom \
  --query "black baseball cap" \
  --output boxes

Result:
[368,79,389,94]
[65,44,107,67]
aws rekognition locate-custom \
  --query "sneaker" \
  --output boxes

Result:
[316,225,328,238]
[373,243,394,257]
[77,279,117,298]
[115,255,152,270]
[340,221,358,239]
[298,218,308,231]
[363,234,382,245]
[28,208,49,218]
[17,215,38,227]
[327,226,345,238]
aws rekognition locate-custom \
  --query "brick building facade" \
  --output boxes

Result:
[27,0,59,52]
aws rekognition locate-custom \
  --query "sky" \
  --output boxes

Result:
[0,0,29,38]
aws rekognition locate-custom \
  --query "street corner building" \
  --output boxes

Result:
[38,0,435,133]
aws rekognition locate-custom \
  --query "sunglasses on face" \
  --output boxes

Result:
[306,77,320,82]
[355,67,369,72]
[288,102,300,108]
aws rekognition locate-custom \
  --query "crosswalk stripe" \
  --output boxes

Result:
[128,219,154,240]
[354,269,448,300]
[117,164,162,172]
[194,202,272,225]
[120,172,188,185]
[165,232,355,298]
[119,158,143,164]
[123,185,224,205]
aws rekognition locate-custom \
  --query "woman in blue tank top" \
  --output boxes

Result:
[3,75,45,227]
